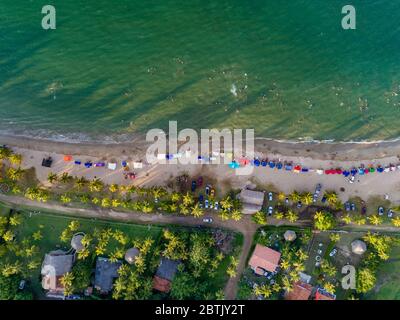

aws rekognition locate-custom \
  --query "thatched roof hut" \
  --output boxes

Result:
[351,240,367,255]
[124,247,140,264]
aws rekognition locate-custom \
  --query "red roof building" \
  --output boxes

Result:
[248,244,281,275]
[315,288,336,301]
[285,282,313,300]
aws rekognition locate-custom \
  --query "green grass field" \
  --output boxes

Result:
[364,245,400,300]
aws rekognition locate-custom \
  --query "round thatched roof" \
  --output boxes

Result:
[284,230,297,242]
[71,233,85,252]
[351,240,367,255]
[125,248,140,264]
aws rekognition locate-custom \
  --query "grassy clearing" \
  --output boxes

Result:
[364,245,400,300]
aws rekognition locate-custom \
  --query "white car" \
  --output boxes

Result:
[202,217,213,223]
[205,199,209,209]
[268,192,273,201]
[315,255,321,262]
[268,206,274,216]
[214,202,219,211]
[329,248,338,257]
[388,209,394,218]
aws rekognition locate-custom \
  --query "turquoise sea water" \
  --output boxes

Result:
[1,0,400,142]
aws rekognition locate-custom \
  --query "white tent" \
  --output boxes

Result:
[351,240,367,255]
[108,163,117,170]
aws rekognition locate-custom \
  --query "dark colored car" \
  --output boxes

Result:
[351,203,356,211]
[197,176,203,187]
[361,206,367,215]
[191,180,197,192]
[345,202,351,211]
[321,196,327,203]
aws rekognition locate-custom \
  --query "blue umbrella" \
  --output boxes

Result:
[343,171,350,177]
[285,165,293,171]
[261,160,267,167]
[351,169,357,176]
[358,168,365,175]
[269,161,276,169]
[276,163,283,170]
[254,159,261,167]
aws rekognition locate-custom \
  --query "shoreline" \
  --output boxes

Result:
[1,132,400,162]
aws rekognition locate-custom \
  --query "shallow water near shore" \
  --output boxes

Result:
[1,0,400,142]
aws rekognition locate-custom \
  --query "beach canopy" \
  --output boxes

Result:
[253,159,260,167]
[133,162,143,169]
[122,161,127,167]
[42,157,53,168]
[64,155,72,162]
[343,171,350,177]
[369,167,375,173]
[294,165,301,172]
[316,169,324,175]
[95,162,105,167]
[301,168,309,173]
[84,161,92,168]
[351,169,357,175]
[261,160,267,167]
[276,163,283,170]
[108,163,117,170]
[285,164,292,171]
[269,161,276,169]
[377,167,384,173]
[74,160,81,165]
[229,161,240,169]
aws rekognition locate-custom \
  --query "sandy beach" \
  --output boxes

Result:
[2,133,400,205]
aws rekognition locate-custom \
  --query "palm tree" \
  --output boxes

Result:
[60,272,74,296]
[302,192,313,206]
[9,153,22,166]
[47,172,58,184]
[220,196,234,211]
[286,210,299,223]
[277,192,286,202]
[231,209,243,221]
[75,177,88,190]
[109,184,119,193]
[342,214,352,225]
[191,204,204,218]
[179,204,190,216]
[152,187,167,201]
[60,194,72,204]
[171,192,181,203]
[7,167,25,181]
[0,146,12,160]
[253,284,272,299]
[274,211,285,220]
[89,178,103,192]
[218,210,230,221]
[289,191,301,202]
[281,276,293,293]
[329,233,341,243]
[182,192,194,207]
[59,172,73,184]
[324,191,338,206]
[392,216,400,227]
[368,214,383,226]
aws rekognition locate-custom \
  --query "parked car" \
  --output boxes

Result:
[388,209,394,218]
[378,206,384,216]
[205,185,211,196]
[191,180,197,192]
[268,206,274,216]
[285,197,289,204]
[214,202,219,211]
[350,203,356,211]
[268,192,273,202]
[345,202,351,211]
[321,196,327,203]
[202,217,213,223]
[197,176,203,187]
[315,184,322,194]
[329,248,338,257]
[297,201,302,208]
[315,255,321,262]
[361,206,367,215]
[210,188,215,198]
[205,199,209,209]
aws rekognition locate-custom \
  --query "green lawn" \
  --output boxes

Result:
[364,245,400,300]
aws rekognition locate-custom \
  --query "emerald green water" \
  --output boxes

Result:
[1,0,400,142]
